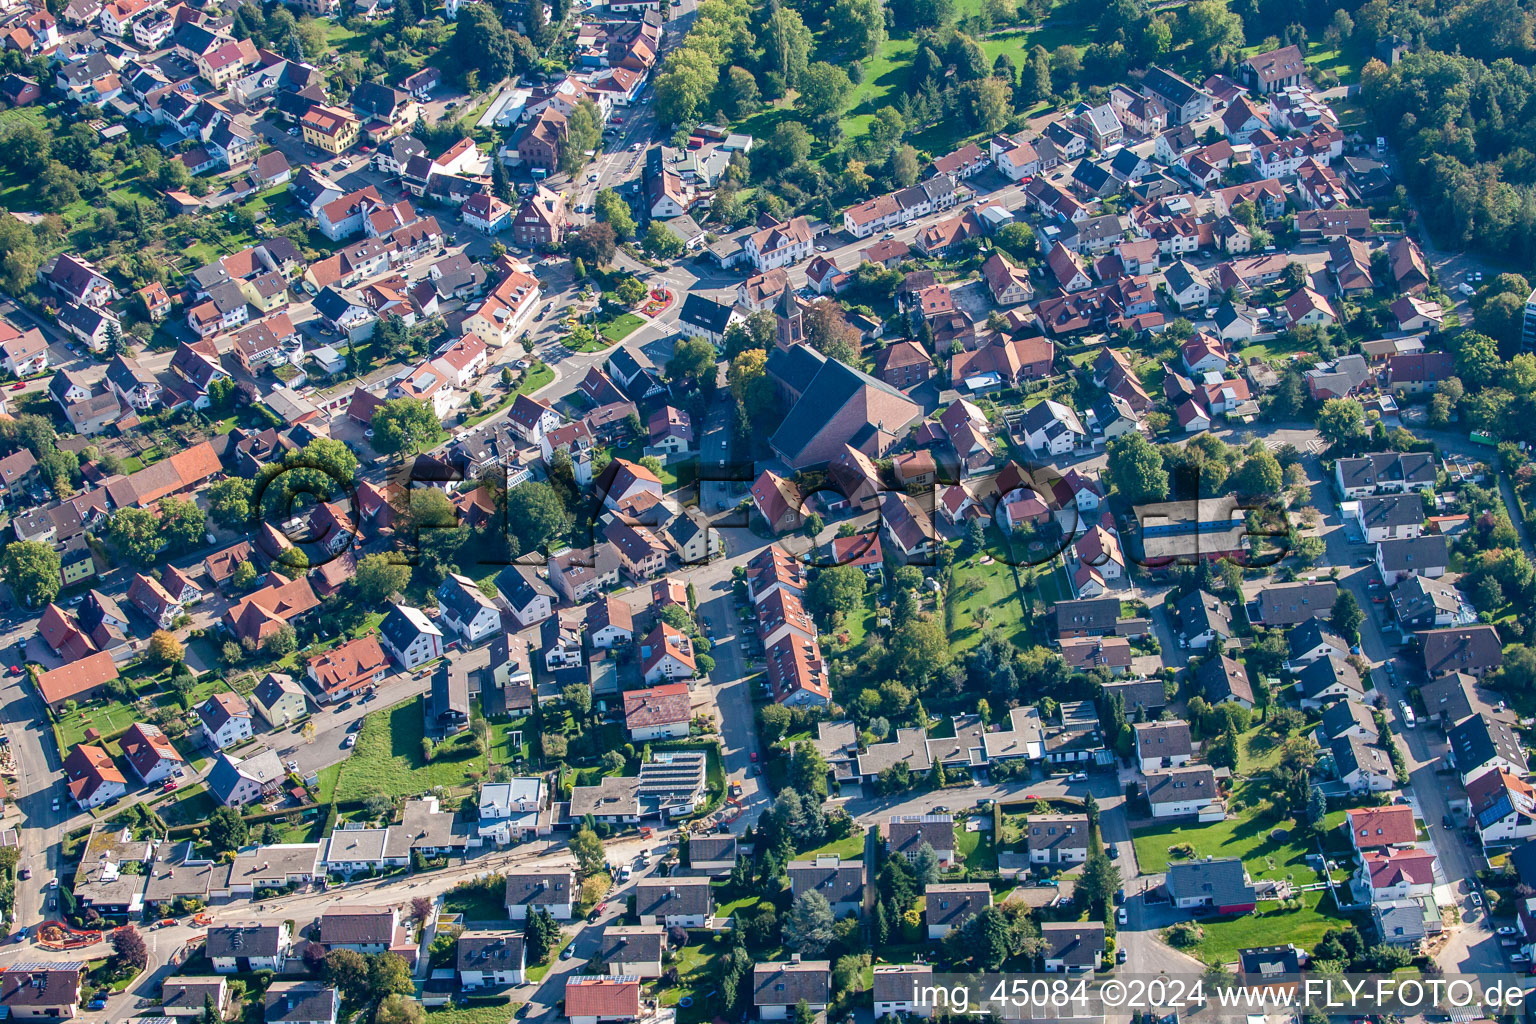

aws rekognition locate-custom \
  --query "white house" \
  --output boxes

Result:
[436,573,501,644]
[196,692,254,751]
[378,603,444,670]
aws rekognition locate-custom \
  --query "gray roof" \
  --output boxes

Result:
[1135,720,1193,759]
[769,357,917,465]
[886,814,953,856]
[1391,575,1464,623]
[504,871,575,909]
[1297,655,1363,699]
[1289,619,1349,659]
[1421,625,1503,677]
[1176,589,1231,639]
[205,923,285,959]
[686,835,737,864]
[495,565,555,611]
[455,932,526,973]
[1253,580,1337,625]
[1319,700,1378,741]
[787,858,865,904]
[1144,765,1215,807]
[1025,814,1089,856]
[263,982,335,1024]
[599,925,665,966]
[160,978,225,1012]
[1197,655,1254,705]
[1449,713,1528,775]
[1331,734,1392,780]
[1374,900,1426,942]
[923,882,990,929]
[1165,857,1254,905]
[634,877,714,919]
[1049,597,1120,635]
[677,293,736,335]
[1376,534,1448,573]
[1041,922,1104,967]
[1418,673,1474,725]
[1101,678,1166,714]
[1356,493,1426,531]
[753,961,831,1008]
[1336,451,1436,491]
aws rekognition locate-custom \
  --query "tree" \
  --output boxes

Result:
[829,0,885,57]
[911,842,941,885]
[505,481,571,554]
[797,62,854,119]
[352,553,412,605]
[111,924,148,974]
[371,398,440,457]
[374,995,425,1024]
[206,806,249,855]
[452,5,522,83]
[1230,448,1283,498]
[666,336,719,394]
[995,222,1037,261]
[1316,398,1367,450]
[148,630,185,665]
[782,890,836,955]
[966,75,1012,133]
[206,477,253,527]
[568,222,617,266]
[891,144,921,186]
[1079,848,1121,916]
[571,826,606,878]
[368,953,415,998]
[593,188,635,240]
[109,507,165,567]
[524,907,557,964]
[763,6,813,86]
[1106,433,1168,504]
[643,221,684,260]
[1331,590,1364,643]
[807,564,866,625]
[323,949,370,1004]
[1182,0,1244,64]
[2,540,60,608]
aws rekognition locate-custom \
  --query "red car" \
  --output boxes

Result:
[8,383,22,391]
[749,751,758,762]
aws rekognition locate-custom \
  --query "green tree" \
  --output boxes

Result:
[560,100,602,175]
[593,189,635,240]
[505,481,571,554]
[807,564,866,625]
[1105,433,1169,504]
[1331,590,1364,643]
[1316,398,1367,451]
[323,949,370,1004]
[763,6,813,86]
[205,477,253,528]
[371,398,441,456]
[2,539,60,607]
[374,995,424,1024]
[797,61,854,119]
[643,221,684,259]
[829,0,885,57]
[367,953,415,998]
[351,553,412,605]
[666,336,719,393]
[570,826,606,878]
[109,507,165,567]
[206,806,249,855]
[782,890,836,955]
[615,276,647,306]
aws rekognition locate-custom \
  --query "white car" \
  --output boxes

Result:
[1116,907,1128,925]
[631,142,642,151]
[342,734,356,748]
[1067,772,1087,782]
[1398,700,1416,727]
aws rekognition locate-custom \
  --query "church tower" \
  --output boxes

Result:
[775,284,803,350]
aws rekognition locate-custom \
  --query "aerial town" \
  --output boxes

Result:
[0,0,1528,1018]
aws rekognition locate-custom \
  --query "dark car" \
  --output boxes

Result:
[336,701,353,712]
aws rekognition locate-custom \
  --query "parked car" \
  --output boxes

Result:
[1067,772,1087,782]
[1116,907,1128,925]
[342,734,356,748]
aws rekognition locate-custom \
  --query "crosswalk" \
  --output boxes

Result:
[1264,437,1327,454]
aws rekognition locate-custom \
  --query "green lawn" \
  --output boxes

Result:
[1180,890,1347,965]
[1132,815,1329,884]
[422,1002,520,1024]
[156,783,217,827]
[599,313,646,342]
[56,700,140,751]
[488,716,532,765]
[658,939,723,1023]
[947,545,1069,652]
[801,832,865,859]
[516,363,554,396]
[953,824,998,872]
[333,697,489,802]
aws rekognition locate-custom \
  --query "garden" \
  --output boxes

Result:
[332,697,489,803]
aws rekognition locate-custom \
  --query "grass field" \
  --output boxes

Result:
[56,700,139,751]
[422,1001,520,1024]
[658,939,724,1023]
[801,832,865,859]
[1132,814,1329,884]
[599,313,646,342]
[516,363,554,395]
[948,545,1071,652]
[1180,890,1348,965]
[333,697,488,803]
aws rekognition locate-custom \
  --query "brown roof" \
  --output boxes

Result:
[565,978,640,1018]
[1346,806,1417,847]
[37,650,117,706]
[307,635,389,694]
[622,682,691,729]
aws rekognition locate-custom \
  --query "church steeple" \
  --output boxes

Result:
[775,284,802,350]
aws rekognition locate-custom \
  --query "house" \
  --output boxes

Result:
[565,977,641,1024]
[1141,65,1214,124]
[36,650,119,709]
[250,673,308,728]
[1331,735,1396,793]
[1468,769,1536,844]
[206,748,285,808]
[1359,848,1437,903]
[886,815,956,864]
[622,682,691,741]
[1164,857,1256,913]
[981,251,1033,306]
[1135,720,1193,773]
[0,968,83,1019]
[750,470,803,534]
[207,923,290,973]
[457,933,526,988]
[1336,452,1438,499]
[640,623,696,684]
[753,961,831,1021]
[634,877,714,927]
[1019,400,1086,456]
[120,722,185,785]
[1351,494,1425,543]
[873,966,933,1019]
[924,883,991,939]
[685,835,739,875]
[1251,580,1338,626]
[64,743,126,808]
[426,661,471,736]
[318,906,405,955]
[1346,806,1418,852]
[787,855,865,918]
[160,978,228,1017]
[1450,714,1529,784]
[504,870,575,921]
[437,573,501,644]
[1198,654,1255,708]
[378,603,443,670]
[495,566,556,629]
[1026,813,1089,865]
[1421,625,1503,678]
[1391,576,1470,631]
[1144,765,1221,820]
[1419,673,1475,729]
[222,574,320,647]
[595,926,664,980]
[196,692,254,751]
[1176,589,1232,649]
[264,983,338,1024]
[1296,655,1367,709]
[1376,534,1448,586]
[1288,619,1350,666]
[306,635,390,703]
[1041,922,1105,974]
[1243,45,1306,93]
